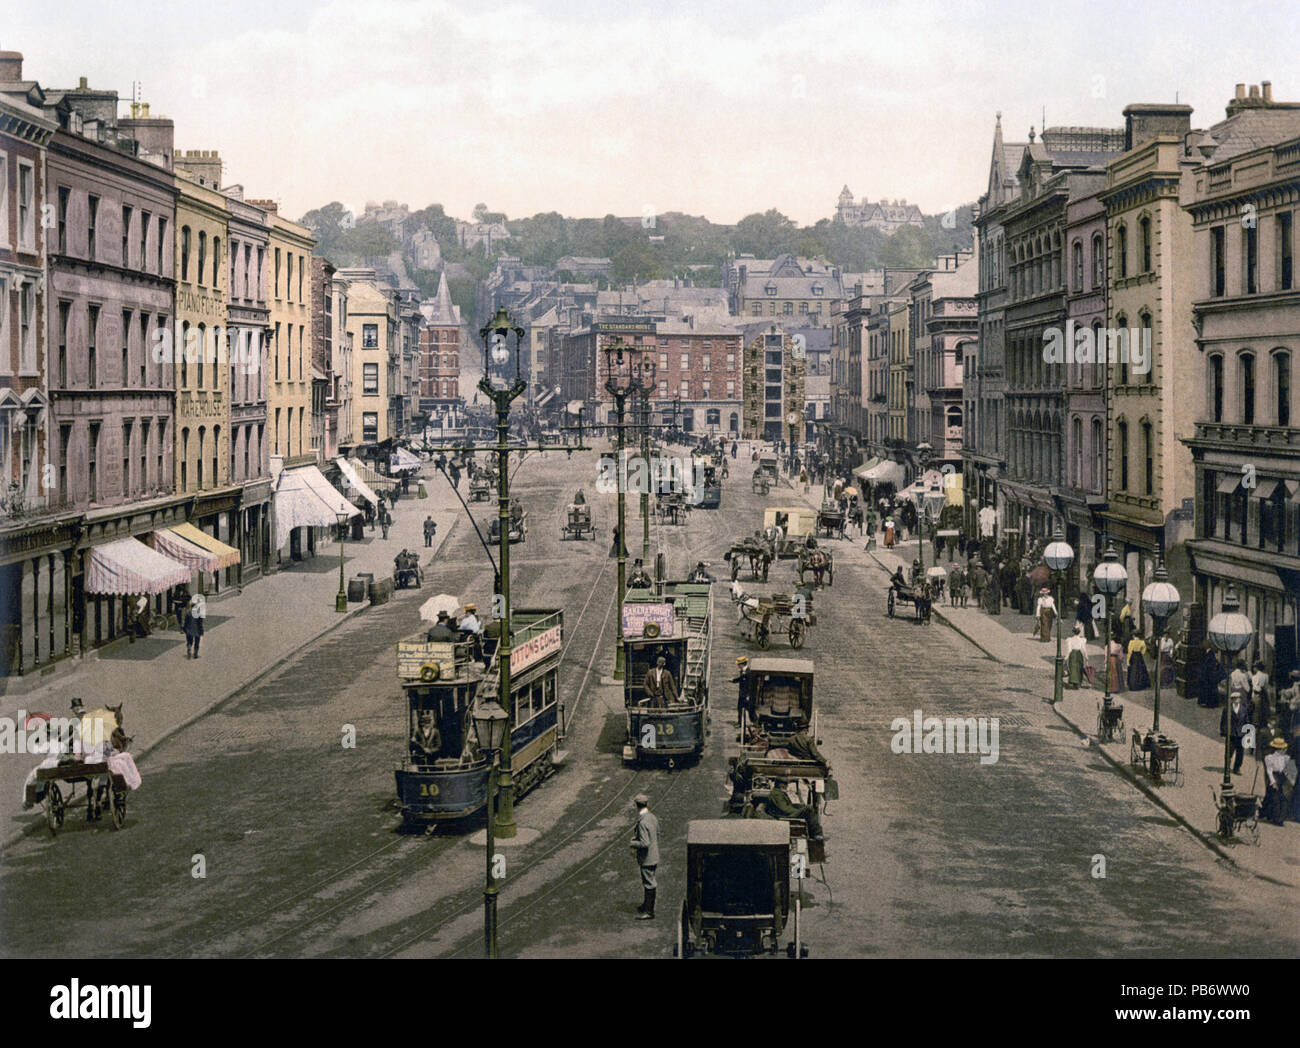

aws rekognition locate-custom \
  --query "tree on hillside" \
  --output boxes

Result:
[732,209,798,258]
[612,239,664,283]
[300,201,354,257]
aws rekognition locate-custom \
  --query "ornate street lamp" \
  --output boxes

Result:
[1208,584,1252,796]
[471,700,509,959]
[787,411,799,475]
[334,510,350,613]
[1093,542,1128,709]
[1044,526,1075,705]
[605,339,647,682]
[916,442,934,578]
[1141,559,1180,734]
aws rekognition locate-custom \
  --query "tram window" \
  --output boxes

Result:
[542,676,555,710]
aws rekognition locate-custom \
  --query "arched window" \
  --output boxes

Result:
[181,226,191,282]
[1274,349,1291,426]
[197,231,207,287]
[1115,314,1129,385]
[180,427,189,491]
[197,426,206,489]
[196,324,206,388]
[1139,216,1151,272]
[1091,418,1103,491]
[180,320,190,389]
[212,236,221,287]
[1072,240,1083,292]
[1072,416,1083,485]
[1116,224,1128,279]
[1117,419,1129,490]
[1208,354,1224,422]
[1240,352,1256,424]
[1138,311,1152,384]
[1091,233,1104,288]
[1142,419,1153,495]
[212,424,220,487]
[1052,231,1061,288]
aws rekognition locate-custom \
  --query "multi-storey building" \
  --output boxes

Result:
[1098,105,1199,606]
[1062,188,1109,578]
[741,325,805,444]
[419,271,462,432]
[1000,126,1123,552]
[1181,82,1300,674]
[220,185,271,579]
[886,298,912,449]
[731,254,843,328]
[834,187,925,232]
[339,270,399,452]
[330,270,353,452]
[311,257,336,460]
[966,115,1028,538]
[913,249,977,469]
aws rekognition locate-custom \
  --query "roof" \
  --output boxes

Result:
[687,820,790,847]
[747,657,815,676]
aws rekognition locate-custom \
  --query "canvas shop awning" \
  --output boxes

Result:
[390,447,423,472]
[862,459,906,488]
[275,465,361,549]
[335,457,381,507]
[152,523,242,572]
[86,537,192,595]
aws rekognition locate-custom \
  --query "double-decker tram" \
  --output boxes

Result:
[395,608,565,828]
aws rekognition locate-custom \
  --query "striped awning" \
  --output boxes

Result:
[335,457,380,507]
[87,537,192,595]
[154,522,242,572]
[275,465,361,549]
[351,458,398,491]
[390,447,423,472]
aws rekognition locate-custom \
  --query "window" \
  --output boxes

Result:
[1209,355,1224,422]
[1241,353,1256,424]
[659,380,668,396]
[139,210,150,271]
[256,247,264,298]
[157,217,166,273]
[88,423,100,502]
[299,256,305,303]
[1245,223,1258,294]
[751,303,762,316]
[122,421,132,495]
[244,244,252,298]
[121,310,131,387]
[161,419,169,486]
[783,302,793,315]
[727,352,735,369]
[139,313,149,385]
[1277,351,1291,427]
[18,281,34,373]
[1138,313,1152,384]
[58,424,71,503]
[362,412,378,441]
[212,236,220,287]
[1118,419,1128,490]
[17,161,34,250]
[799,302,809,314]
[1072,417,1083,484]
[57,301,70,387]
[702,380,711,398]
[1072,240,1083,292]
[181,225,191,281]
[727,379,735,396]
[274,248,281,297]
[363,362,379,394]
[180,320,189,388]
[121,205,131,266]
[197,231,207,286]
[196,427,205,489]
[765,283,777,296]
[702,353,711,371]
[140,419,150,489]
[1142,421,1153,495]
[1116,224,1127,278]
[212,424,220,487]
[1139,216,1151,272]
[1211,226,1225,296]
[196,325,206,388]
[362,324,378,348]
[88,305,99,389]
[57,186,69,254]
[87,194,99,259]
[1279,213,1293,291]
[1091,419,1103,490]
[285,325,292,381]
[680,380,690,400]
[679,352,689,370]
[1091,233,1103,288]
[1116,315,1128,385]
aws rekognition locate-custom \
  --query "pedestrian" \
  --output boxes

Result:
[1251,660,1270,716]
[1106,635,1126,693]
[380,505,391,540]
[449,464,460,489]
[629,793,659,920]
[1126,633,1151,690]
[184,597,204,659]
[171,583,190,629]
[1221,689,1250,775]
[1065,624,1088,689]
[1034,587,1056,642]
[1229,659,1251,706]
[423,515,437,548]
[969,561,986,609]
[883,516,895,549]
[731,656,751,733]
[1197,647,1226,708]
[1261,736,1291,825]
[1157,632,1175,688]
[1075,591,1096,640]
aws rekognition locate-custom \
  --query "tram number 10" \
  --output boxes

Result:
[418,783,441,797]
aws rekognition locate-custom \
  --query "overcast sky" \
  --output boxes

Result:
[4,0,1292,225]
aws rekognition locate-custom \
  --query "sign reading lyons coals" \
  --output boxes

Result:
[622,602,675,638]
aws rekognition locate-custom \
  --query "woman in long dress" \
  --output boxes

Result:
[1157,634,1175,688]
[1065,625,1087,688]
[1035,587,1056,642]
[1127,634,1151,691]
[1107,637,1126,693]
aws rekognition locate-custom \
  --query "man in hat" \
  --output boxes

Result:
[426,611,457,642]
[629,793,659,919]
[642,655,677,708]
[628,559,653,589]
[184,597,204,659]
[731,656,751,731]
[1221,689,1250,775]
[687,561,714,584]
[423,515,437,548]
[411,710,442,763]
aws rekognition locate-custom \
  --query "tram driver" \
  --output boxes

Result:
[411,710,442,763]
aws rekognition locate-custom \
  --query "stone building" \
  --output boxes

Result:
[741,325,805,444]
[732,254,843,328]
[834,186,924,232]
[913,249,977,470]
[338,270,399,453]
[1181,82,1300,675]
[419,271,461,428]
[311,256,337,460]
[330,270,353,452]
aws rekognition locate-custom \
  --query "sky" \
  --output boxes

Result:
[3,0,1294,226]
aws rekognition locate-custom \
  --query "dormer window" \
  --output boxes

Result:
[812,284,824,296]
[765,283,777,296]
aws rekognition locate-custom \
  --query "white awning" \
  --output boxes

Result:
[275,465,361,549]
[351,458,398,492]
[335,457,380,507]
[852,457,882,479]
[86,537,192,595]
[390,447,423,472]
[862,459,906,487]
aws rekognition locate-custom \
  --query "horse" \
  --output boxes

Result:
[803,549,831,588]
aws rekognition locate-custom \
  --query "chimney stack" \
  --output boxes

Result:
[0,50,23,82]
[1249,84,1261,99]
[1236,83,1247,100]
[1263,80,1273,102]
[78,76,88,89]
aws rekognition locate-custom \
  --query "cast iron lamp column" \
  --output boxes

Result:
[1141,559,1180,734]
[1208,584,1252,795]
[638,359,657,566]
[1044,527,1075,705]
[1094,542,1128,709]
[335,510,349,612]
[471,701,509,959]
[605,340,646,682]
[916,442,934,578]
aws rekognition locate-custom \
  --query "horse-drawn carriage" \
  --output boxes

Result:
[815,499,845,540]
[762,507,816,558]
[561,501,594,540]
[488,500,527,544]
[751,471,771,496]
[735,588,815,650]
[468,474,492,502]
[23,705,138,837]
[725,534,774,582]
[795,544,833,588]
[887,577,932,622]
[673,820,809,959]
[394,550,424,589]
[655,491,691,525]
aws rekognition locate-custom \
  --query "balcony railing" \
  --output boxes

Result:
[1192,420,1300,448]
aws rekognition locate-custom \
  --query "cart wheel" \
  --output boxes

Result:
[111,787,127,830]
[887,591,895,617]
[757,626,771,651]
[731,559,739,581]
[1216,807,1234,839]
[1095,712,1106,741]
[43,783,64,836]
[789,619,806,649]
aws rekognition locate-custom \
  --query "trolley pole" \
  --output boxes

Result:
[604,339,649,683]
[613,389,628,682]
[640,388,651,566]
[492,390,518,838]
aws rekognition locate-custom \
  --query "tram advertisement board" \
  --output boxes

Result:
[622,602,675,638]
[511,625,563,674]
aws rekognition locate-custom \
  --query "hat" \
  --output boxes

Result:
[655,655,666,665]
[437,610,450,621]
[1270,736,1289,750]
[464,605,477,612]
[1041,587,1050,594]
[1230,688,1244,698]
[70,697,85,712]
[633,793,648,806]
[736,656,748,666]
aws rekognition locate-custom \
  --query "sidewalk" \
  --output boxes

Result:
[1,466,461,850]
[863,536,1300,885]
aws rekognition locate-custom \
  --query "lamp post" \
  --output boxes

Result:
[605,339,646,682]
[638,358,657,566]
[1141,559,1180,734]
[915,442,934,578]
[479,307,527,838]
[472,700,509,959]
[787,411,799,475]
[334,511,349,612]
[1208,583,1252,794]
[1044,527,1075,705]
[1094,542,1128,709]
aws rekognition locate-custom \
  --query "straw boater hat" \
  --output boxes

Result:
[736,656,748,665]
[464,604,477,613]
[1041,587,1050,594]
[1270,736,1289,750]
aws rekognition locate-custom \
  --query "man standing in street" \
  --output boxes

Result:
[630,793,659,920]
[1221,689,1250,775]
[380,504,391,540]
[423,515,437,548]
[731,656,750,734]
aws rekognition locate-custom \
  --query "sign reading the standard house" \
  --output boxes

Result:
[622,602,675,638]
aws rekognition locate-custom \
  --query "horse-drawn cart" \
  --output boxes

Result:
[725,536,774,582]
[795,544,833,588]
[655,491,691,525]
[737,591,814,650]
[394,550,424,589]
[561,502,594,540]
[468,475,492,502]
[886,580,932,622]
[29,760,130,835]
[814,500,845,540]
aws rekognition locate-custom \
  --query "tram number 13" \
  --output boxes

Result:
[419,783,441,797]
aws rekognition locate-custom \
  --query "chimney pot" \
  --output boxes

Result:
[1262,80,1273,102]
[0,51,23,82]
[78,76,88,89]
[1250,84,1261,99]
[1236,83,1247,99]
